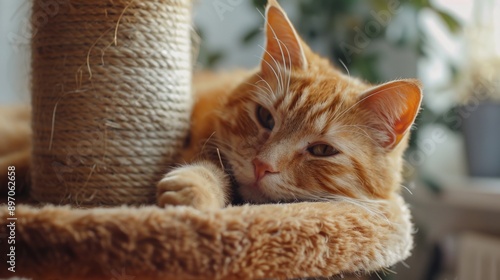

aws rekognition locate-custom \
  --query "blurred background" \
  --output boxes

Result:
[1,0,500,279]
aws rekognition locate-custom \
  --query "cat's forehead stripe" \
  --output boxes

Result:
[277,76,347,112]
[313,113,329,129]
[275,78,310,110]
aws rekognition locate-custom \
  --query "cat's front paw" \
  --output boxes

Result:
[157,165,224,210]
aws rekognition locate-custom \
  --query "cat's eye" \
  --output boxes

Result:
[256,105,275,130]
[307,144,339,157]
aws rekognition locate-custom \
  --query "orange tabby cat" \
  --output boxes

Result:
[157,0,422,209]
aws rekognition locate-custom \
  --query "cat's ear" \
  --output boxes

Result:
[359,79,422,150]
[261,0,307,76]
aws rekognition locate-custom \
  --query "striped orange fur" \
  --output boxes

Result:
[157,0,422,209]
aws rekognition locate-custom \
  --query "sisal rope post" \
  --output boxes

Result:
[30,0,192,205]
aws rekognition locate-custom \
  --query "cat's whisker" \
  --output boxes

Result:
[201,138,250,173]
[262,6,295,97]
[273,182,310,202]
[400,261,411,269]
[204,139,233,154]
[253,52,279,93]
[333,126,380,146]
[289,191,299,202]
[249,80,275,100]
[336,59,353,105]
[245,81,271,96]
[382,267,397,275]
[338,58,350,78]
[334,125,376,138]
[257,46,284,94]
[337,124,374,130]
[341,198,390,224]
[401,185,413,195]
[273,38,290,95]
[201,131,217,155]
[254,79,274,96]
[257,8,286,95]
[207,140,253,170]
[308,192,390,224]
[251,77,272,90]
[216,148,224,170]
[256,74,274,93]
[276,39,293,94]
[246,82,274,101]
[248,90,275,108]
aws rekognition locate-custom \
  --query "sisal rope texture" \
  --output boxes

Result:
[30,0,193,206]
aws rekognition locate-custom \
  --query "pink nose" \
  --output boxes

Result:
[252,158,278,181]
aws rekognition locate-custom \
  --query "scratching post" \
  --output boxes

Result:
[30,0,192,205]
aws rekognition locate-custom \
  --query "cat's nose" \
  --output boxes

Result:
[252,158,278,181]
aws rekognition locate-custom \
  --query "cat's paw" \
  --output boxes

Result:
[157,165,224,210]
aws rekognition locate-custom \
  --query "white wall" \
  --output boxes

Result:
[193,0,299,70]
[0,0,31,105]
[193,0,263,69]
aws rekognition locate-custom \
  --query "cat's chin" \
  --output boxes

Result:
[237,183,274,204]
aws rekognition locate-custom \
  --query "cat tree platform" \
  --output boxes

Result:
[0,197,412,279]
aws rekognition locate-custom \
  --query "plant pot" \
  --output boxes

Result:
[462,101,500,177]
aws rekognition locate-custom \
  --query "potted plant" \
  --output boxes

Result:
[459,0,500,177]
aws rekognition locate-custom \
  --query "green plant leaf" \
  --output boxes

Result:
[434,9,461,33]
[252,0,266,9]
[241,27,261,45]
[413,0,431,9]
[206,51,224,68]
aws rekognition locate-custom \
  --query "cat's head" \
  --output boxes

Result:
[216,0,422,203]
